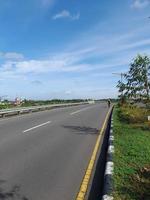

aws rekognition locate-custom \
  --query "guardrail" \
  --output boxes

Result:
[0,102,89,118]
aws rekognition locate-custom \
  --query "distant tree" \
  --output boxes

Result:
[125,55,150,101]
[117,80,127,104]
[117,54,150,103]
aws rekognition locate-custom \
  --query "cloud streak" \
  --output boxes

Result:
[52,10,80,20]
[0,52,24,60]
[1,34,150,80]
[1,15,150,100]
[131,0,150,9]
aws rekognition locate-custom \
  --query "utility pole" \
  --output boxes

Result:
[112,72,126,96]
[112,72,125,82]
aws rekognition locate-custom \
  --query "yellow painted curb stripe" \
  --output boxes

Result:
[75,107,112,200]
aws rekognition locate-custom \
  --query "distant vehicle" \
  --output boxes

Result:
[88,100,95,104]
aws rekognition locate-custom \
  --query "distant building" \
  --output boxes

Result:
[14,97,22,106]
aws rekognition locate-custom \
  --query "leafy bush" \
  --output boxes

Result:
[118,105,149,124]
[0,104,10,109]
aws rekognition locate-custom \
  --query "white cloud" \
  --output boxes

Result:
[131,0,150,9]
[52,10,70,19]
[0,57,92,78]
[1,19,150,98]
[1,30,150,80]
[0,52,24,60]
[52,10,80,20]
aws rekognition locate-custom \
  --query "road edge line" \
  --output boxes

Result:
[75,107,113,200]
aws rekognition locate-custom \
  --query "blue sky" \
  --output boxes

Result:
[0,0,150,100]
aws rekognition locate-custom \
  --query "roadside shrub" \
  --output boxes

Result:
[0,104,9,109]
[118,105,149,124]
[131,122,150,131]
[130,165,150,200]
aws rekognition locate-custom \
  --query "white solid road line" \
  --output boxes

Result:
[70,106,92,115]
[23,121,51,133]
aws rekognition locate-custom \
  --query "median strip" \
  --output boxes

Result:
[23,121,51,133]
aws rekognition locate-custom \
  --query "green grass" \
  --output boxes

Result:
[113,107,150,200]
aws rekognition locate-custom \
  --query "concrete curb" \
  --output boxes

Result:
[102,117,114,200]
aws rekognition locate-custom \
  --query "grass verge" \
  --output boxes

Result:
[113,107,150,200]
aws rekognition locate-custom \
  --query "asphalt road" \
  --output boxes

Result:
[0,103,108,200]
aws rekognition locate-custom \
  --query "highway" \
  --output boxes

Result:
[0,103,108,200]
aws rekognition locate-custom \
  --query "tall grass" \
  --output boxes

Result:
[113,107,150,200]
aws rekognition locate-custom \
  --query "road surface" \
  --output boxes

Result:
[0,103,108,200]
